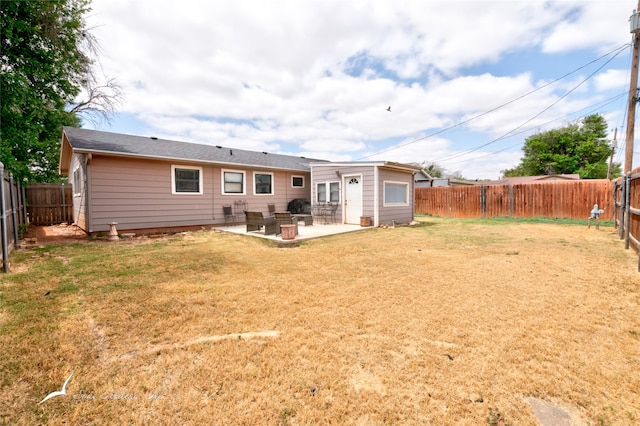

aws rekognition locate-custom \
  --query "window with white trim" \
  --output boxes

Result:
[254,172,274,195]
[73,168,82,196]
[384,181,409,205]
[222,169,245,195]
[291,176,304,188]
[329,182,339,202]
[316,181,340,203]
[172,165,203,194]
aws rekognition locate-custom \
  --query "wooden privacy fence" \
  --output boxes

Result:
[415,180,613,220]
[0,163,28,272]
[613,168,640,271]
[26,183,73,225]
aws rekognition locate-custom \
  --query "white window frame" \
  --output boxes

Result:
[221,169,246,195]
[316,181,340,203]
[329,181,340,203]
[291,175,305,188]
[253,171,274,196]
[316,182,327,203]
[171,165,203,195]
[383,180,409,206]
[73,168,82,196]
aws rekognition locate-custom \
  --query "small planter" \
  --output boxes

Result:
[280,224,296,240]
[360,216,371,227]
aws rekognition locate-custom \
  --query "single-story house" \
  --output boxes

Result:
[59,127,420,234]
[491,174,581,185]
[416,172,581,187]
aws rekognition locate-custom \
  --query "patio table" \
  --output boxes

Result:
[292,214,313,226]
[313,204,334,224]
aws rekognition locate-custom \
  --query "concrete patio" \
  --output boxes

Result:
[214,221,373,243]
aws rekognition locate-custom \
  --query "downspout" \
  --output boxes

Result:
[373,166,379,227]
[85,154,93,233]
[412,172,416,221]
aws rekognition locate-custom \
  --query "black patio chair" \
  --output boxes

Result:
[328,203,339,224]
[222,205,234,225]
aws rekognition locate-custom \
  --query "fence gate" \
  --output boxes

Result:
[26,183,73,225]
[615,170,640,271]
[0,163,27,272]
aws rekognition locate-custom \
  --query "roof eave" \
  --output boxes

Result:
[59,130,72,175]
[69,148,311,172]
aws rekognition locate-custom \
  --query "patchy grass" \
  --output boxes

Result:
[1,218,639,425]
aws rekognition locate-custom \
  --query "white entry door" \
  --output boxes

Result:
[344,175,363,224]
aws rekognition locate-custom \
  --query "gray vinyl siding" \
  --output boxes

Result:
[377,168,415,225]
[311,164,415,226]
[86,155,311,233]
[311,165,376,224]
[214,168,310,214]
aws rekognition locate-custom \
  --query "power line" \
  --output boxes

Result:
[431,45,629,163]
[440,90,629,167]
[358,43,630,161]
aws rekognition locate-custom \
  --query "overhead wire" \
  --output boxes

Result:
[431,44,630,163]
[614,38,635,165]
[442,91,629,167]
[357,43,631,162]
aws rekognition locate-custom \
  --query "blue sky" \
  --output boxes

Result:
[80,0,639,180]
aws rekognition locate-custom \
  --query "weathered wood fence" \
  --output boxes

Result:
[613,168,640,271]
[415,180,613,220]
[25,183,73,225]
[0,163,28,272]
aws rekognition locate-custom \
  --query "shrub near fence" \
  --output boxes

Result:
[415,180,613,220]
[26,183,73,225]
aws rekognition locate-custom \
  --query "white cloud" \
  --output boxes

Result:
[83,0,636,180]
[542,1,633,53]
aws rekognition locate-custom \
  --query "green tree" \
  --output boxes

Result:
[1,0,121,183]
[421,162,445,178]
[421,161,466,180]
[502,114,621,179]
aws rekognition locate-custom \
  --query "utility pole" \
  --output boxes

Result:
[625,2,640,174]
[608,128,617,179]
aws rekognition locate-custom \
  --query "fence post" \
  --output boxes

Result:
[508,185,514,217]
[480,185,486,218]
[9,173,18,248]
[618,178,626,240]
[625,173,631,250]
[613,181,617,229]
[0,163,8,273]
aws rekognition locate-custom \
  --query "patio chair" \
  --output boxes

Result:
[313,203,326,224]
[234,200,247,223]
[328,203,339,224]
[222,205,235,225]
[268,203,276,217]
[275,212,298,236]
[244,211,276,235]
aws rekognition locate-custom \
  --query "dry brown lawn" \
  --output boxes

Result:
[1,218,639,425]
